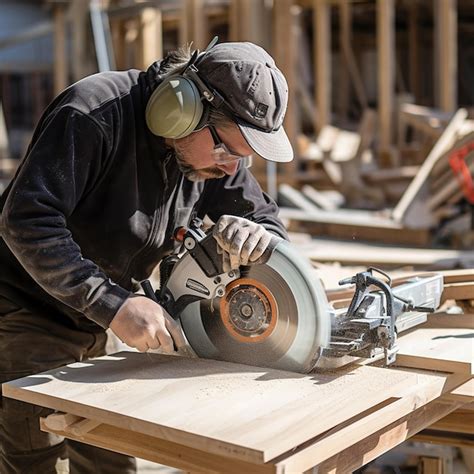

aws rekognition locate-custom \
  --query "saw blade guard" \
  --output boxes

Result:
[179,240,332,373]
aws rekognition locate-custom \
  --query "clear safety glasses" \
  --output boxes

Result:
[208,125,253,168]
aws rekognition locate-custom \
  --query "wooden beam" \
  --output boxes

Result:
[228,0,271,50]
[408,1,420,102]
[0,101,9,162]
[140,7,163,70]
[434,0,457,113]
[273,0,300,182]
[314,0,331,131]
[53,3,68,95]
[391,108,467,224]
[179,0,207,50]
[338,0,368,117]
[316,399,463,473]
[377,0,395,155]
[276,373,463,473]
[41,417,275,474]
[70,0,95,82]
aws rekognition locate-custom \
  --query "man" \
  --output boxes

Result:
[0,40,293,473]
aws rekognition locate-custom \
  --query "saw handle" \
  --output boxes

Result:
[140,279,178,351]
[141,280,158,302]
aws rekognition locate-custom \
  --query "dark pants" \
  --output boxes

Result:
[0,298,137,473]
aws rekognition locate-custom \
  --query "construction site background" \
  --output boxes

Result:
[0,1,473,473]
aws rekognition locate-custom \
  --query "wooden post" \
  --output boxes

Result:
[338,0,368,119]
[53,3,68,95]
[434,0,457,113]
[272,0,300,188]
[313,0,331,132]
[179,0,207,49]
[408,1,420,102]
[338,0,350,122]
[228,0,271,50]
[140,8,163,70]
[70,0,95,82]
[110,18,126,70]
[377,0,395,159]
[0,101,9,162]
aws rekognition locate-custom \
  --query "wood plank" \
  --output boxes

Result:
[430,409,474,434]
[316,399,462,473]
[297,238,474,268]
[338,0,367,112]
[392,108,468,224]
[434,0,457,113]
[442,282,474,302]
[275,372,463,472]
[395,327,474,375]
[140,7,162,70]
[420,313,474,331]
[443,270,474,284]
[53,3,68,95]
[314,0,331,131]
[279,184,320,212]
[447,379,474,404]
[282,213,431,247]
[419,456,444,474]
[3,352,419,464]
[377,0,395,154]
[40,418,275,474]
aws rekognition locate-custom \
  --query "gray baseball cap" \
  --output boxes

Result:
[196,42,294,163]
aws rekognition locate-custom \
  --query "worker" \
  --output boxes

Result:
[0,40,292,473]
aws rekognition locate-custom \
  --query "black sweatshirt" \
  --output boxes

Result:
[0,61,288,330]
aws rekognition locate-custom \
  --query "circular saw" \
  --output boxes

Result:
[141,220,443,372]
[143,220,331,373]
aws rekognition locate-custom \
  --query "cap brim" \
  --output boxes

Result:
[236,119,294,163]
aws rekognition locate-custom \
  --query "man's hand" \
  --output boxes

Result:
[109,296,187,353]
[212,215,273,272]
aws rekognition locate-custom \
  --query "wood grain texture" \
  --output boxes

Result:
[40,418,275,474]
[316,398,463,473]
[3,352,418,463]
[395,327,474,375]
[275,371,460,472]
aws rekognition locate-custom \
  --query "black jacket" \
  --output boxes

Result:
[0,61,288,330]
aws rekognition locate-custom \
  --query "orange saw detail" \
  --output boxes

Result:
[219,278,278,343]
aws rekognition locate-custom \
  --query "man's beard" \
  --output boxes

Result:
[174,148,225,182]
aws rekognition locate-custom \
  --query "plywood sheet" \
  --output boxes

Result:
[396,328,474,375]
[3,352,418,464]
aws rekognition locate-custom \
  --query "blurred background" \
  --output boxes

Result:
[1,1,474,254]
[0,2,473,473]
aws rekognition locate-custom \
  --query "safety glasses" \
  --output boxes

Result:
[208,125,253,168]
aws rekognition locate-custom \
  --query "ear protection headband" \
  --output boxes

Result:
[146,37,226,139]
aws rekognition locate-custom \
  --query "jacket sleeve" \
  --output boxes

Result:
[198,164,289,241]
[1,106,132,328]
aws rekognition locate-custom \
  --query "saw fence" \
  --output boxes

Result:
[3,270,473,474]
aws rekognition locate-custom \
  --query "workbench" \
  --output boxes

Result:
[3,314,473,473]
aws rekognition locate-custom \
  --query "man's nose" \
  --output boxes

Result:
[218,161,240,175]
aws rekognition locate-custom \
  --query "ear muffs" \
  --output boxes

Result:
[145,74,204,139]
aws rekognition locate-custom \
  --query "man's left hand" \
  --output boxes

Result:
[212,215,273,272]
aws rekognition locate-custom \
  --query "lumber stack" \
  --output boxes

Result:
[279,109,474,249]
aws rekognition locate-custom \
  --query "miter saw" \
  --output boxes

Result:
[142,219,443,373]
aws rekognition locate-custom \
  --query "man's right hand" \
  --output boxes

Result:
[109,296,186,353]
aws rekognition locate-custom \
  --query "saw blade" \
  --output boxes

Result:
[179,240,332,373]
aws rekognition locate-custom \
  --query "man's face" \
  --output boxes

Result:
[170,124,254,182]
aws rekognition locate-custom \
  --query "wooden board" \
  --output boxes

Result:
[40,371,460,474]
[295,238,474,268]
[392,108,467,224]
[395,327,474,375]
[279,208,431,247]
[3,352,419,464]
